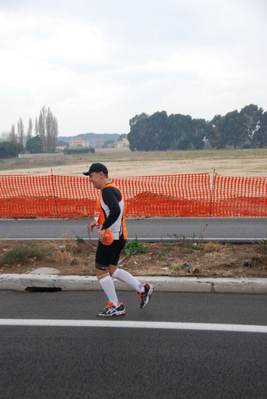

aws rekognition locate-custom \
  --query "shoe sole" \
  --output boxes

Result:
[141,284,155,309]
[97,310,126,317]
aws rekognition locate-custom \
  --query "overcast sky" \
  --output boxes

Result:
[0,0,266,137]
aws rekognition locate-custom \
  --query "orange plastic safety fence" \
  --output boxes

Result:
[0,173,266,218]
[113,174,211,217]
[0,175,98,218]
[212,174,267,217]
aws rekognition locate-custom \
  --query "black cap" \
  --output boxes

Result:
[83,163,108,176]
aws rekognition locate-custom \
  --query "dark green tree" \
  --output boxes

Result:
[127,105,267,151]
[251,111,267,148]
[128,113,150,151]
[25,135,44,154]
[216,110,245,149]
[0,142,24,158]
[239,104,263,147]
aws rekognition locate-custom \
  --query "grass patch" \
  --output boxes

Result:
[0,243,53,266]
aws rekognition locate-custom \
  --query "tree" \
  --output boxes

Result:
[239,104,263,146]
[216,110,245,149]
[129,113,149,127]
[25,135,43,154]
[251,111,267,148]
[38,106,58,153]
[0,142,23,158]
[8,124,17,142]
[191,119,211,150]
[17,118,24,146]
[128,113,150,151]
[34,117,39,136]
[27,118,33,142]
[167,114,193,150]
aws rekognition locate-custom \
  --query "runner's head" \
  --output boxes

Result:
[83,163,109,189]
[83,163,108,178]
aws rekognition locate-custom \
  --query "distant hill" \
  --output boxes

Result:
[59,133,122,147]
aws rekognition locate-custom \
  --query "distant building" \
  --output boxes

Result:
[67,139,90,148]
[116,137,129,148]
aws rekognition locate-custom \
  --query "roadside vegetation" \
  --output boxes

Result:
[0,236,266,278]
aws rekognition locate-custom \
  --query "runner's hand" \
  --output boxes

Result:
[98,229,106,242]
[90,221,97,232]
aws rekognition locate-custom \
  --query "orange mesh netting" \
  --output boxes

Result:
[0,173,266,218]
[212,173,267,217]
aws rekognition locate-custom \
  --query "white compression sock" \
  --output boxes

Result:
[112,269,144,292]
[99,275,120,306]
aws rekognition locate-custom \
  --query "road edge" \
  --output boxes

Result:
[0,274,267,294]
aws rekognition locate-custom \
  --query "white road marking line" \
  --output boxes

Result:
[0,319,267,333]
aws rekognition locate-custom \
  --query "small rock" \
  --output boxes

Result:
[181,262,191,270]
[243,260,251,267]
[70,258,78,266]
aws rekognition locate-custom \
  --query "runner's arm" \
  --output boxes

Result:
[101,187,121,229]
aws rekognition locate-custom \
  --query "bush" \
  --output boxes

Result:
[63,147,95,155]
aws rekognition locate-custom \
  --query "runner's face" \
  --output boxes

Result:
[89,172,103,189]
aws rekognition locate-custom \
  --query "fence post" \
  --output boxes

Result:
[51,169,59,218]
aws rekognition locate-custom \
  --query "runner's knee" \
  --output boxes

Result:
[95,262,109,280]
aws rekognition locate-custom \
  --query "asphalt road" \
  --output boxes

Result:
[0,217,266,242]
[0,291,267,399]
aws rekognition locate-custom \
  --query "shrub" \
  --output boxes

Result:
[63,147,95,155]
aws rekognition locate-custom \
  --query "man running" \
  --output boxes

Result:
[83,162,154,317]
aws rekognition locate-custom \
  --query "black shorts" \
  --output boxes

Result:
[95,239,126,270]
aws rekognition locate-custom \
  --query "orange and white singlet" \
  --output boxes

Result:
[94,182,127,240]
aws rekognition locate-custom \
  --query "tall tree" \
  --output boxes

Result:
[17,118,24,146]
[34,117,39,136]
[38,106,58,153]
[8,124,17,142]
[27,118,33,142]
[38,107,46,152]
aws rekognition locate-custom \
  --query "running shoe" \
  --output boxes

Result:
[97,302,126,317]
[138,283,155,309]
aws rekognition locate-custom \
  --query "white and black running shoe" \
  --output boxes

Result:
[97,302,126,317]
[138,283,155,309]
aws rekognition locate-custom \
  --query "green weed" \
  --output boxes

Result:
[123,236,148,256]
[258,236,267,253]
[168,265,180,271]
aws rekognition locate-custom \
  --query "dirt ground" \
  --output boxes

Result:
[1,148,267,177]
[0,239,266,278]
